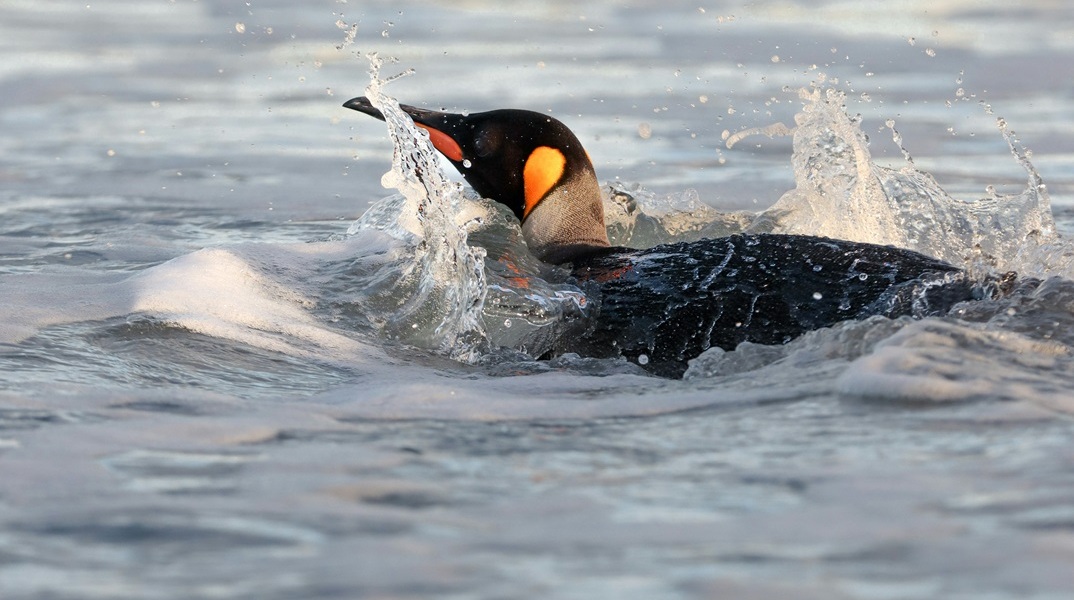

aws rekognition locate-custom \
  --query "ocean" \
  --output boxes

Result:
[2,1,1073,598]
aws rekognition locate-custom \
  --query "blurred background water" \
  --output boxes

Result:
[2,1,1074,598]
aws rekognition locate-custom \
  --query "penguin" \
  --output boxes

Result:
[344,97,974,377]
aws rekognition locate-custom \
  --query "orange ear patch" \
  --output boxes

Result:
[522,146,566,219]
[416,123,464,162]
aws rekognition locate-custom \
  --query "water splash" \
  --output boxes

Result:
[347,54,488,362]
[742,87,1059,278]
[343,58,606,364]
[603,181,753,248]
[345,75,1070,368]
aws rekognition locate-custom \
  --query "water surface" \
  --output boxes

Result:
[2,1,1074,598]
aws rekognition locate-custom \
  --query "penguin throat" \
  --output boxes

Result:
[521,180,610,264]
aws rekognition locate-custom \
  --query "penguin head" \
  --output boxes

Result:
[344,97,610,263]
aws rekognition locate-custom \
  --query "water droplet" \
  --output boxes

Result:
[771,55,781,63]
[907,37,916,46]
[503,318,512,328]
[462,159,472,168]
[812,264,823,272]
[638,354,649,365]
[925,48,936,57]
[812,292,823,300]
[858,273,868,281]
[637,123,652,139]
[234,22,246,34]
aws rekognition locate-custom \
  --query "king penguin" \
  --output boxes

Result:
[344,97,974,377]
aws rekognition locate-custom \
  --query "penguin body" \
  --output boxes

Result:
[344,97,974,376]
[565,234,963,377]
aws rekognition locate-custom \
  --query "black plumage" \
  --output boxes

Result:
[567,234,969,377]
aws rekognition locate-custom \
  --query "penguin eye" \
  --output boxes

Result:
[473,129,498,158]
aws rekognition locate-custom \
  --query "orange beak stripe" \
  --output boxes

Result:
[416,123,464,162]
[522,146,566,220]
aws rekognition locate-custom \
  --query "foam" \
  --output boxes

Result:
[0,238,391,365]
[837,319,1074,410]
[130,246,371,360]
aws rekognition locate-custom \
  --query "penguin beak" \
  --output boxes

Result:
[342,97,384,120]
[343,96,465,162]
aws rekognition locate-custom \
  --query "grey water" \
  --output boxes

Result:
[3,1,1074,598]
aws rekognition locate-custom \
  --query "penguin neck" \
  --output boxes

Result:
[520,174,610,264]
